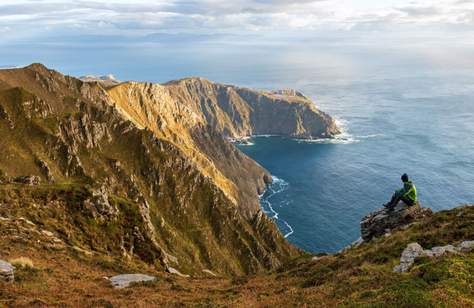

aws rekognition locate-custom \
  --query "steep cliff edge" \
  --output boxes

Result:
[106,77,339,216]
[0,63,338,277]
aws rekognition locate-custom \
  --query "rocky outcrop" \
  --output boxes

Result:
[109,274,155,288]
[13,175,41,185]
[0,260,14,282]
[394,240,474,273]
[360,202,432,242]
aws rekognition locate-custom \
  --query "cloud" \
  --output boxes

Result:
[0,0,473,44]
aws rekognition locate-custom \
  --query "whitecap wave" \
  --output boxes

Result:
[295,118,383,145]
[238,142,255,146]
[252,134,278,138]
[259,176,295,238]
[358,133,385,139]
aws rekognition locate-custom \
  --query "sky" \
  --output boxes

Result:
[1,0,474,41]
[1,0,474,81]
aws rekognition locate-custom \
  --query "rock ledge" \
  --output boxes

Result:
[360,202,432,242]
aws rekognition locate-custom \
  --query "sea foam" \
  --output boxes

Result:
[259,176,295,238]
[295,118,383,145]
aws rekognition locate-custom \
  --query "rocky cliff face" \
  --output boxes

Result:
[0,63,338,276]
[360,202,433,242]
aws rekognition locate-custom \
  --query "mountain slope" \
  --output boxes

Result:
[1,198,472,306]
[0,63,339,276]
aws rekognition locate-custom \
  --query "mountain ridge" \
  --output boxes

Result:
[0,63,339,277]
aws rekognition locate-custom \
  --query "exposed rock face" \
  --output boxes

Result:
[107,78,339,216]
[394,240,474,273]
[0,260,14,282]
[0,63,329,275]
[13,175,41,185]
[360,202,433,242]
[109,274,155,288]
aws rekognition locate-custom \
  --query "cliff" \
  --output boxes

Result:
[0,63,339,277]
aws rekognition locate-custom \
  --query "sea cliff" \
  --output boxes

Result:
[0,63,339,276]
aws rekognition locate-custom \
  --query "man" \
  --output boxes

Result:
[384,173,417,210]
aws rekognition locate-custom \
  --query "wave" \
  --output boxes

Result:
[259,176,295,238]
[296,118,383,145]
[358,133,385,139]
[238,141,255,146]
[251,134,278,138]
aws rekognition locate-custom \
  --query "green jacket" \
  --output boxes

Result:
[398,181,417,202]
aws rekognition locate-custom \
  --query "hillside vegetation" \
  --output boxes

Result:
[1,188,472,306]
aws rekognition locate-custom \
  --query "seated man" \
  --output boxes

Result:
[384,173,417,210]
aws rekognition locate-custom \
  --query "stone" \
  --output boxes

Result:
[361,202,432,242]
[41,230,54,237]
[109,274,155,288]
[393,243,425,273]
[167,266,190,278]
[457,240,474,253]
[394,240,474,273]
[428,245,458,257]
[83,185,118,220]
[0,260,14,282]
[13,175,41,186]
[202,269,217,277]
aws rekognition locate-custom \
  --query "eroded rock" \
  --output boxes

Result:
[13,175,41,186]
[393,243,426,273]
[109,274,155,288]
[360,202,432,242]
[0,260,14,282]
[167,266,190,278]
[83,185,118,220]
[394,240,474,273]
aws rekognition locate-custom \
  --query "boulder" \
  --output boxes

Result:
[0,260,14,282]
[109,274,155,288]
[457,240,474,253]
[13,175,41,186]
[394,240,474,272]
[393,243,426,273]
[360,202,432,242]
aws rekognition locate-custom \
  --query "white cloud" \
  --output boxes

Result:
[0,0,473,42]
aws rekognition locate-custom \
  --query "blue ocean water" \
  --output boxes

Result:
[238,72,474,253]
[2,40,474,253]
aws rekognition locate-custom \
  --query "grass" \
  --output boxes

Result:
[0,182,472,306]
[9,257,34,269]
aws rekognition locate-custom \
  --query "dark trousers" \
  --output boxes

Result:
[385,191,414,210]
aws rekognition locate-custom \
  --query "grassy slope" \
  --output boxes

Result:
[1,195,473,307]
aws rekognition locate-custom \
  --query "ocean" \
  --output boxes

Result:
[3,39,474,253]
[238,70,474,253]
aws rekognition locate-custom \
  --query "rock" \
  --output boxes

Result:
[72,246,93,256]
[360,202,432,242]
[394,240,473,272]
[393,243,426,273]
[0,169,10,184]
[352,237,365,248]
[0,260,14,282]
[83,185,118,220]
[202,269,217,277]
[13,175,41,185]
[166,267,190,278]
[109,274,155,288]
[426,245,458,258]
[456,240,474,253]
[35,159,54,182]
[41,230,54,237]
